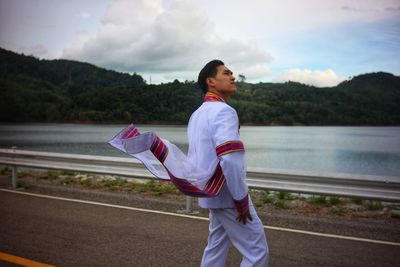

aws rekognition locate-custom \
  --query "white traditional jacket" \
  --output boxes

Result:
[108,92,250,215]
[188,92,249,210]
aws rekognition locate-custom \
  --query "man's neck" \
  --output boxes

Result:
[207,89,230,102]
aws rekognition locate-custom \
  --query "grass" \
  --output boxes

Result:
[352,197,363,205]
[390,211,400,219]
[308,195,327,204]
[328,196,341,205]
[278,191,293,200]
[48,173,179,196]
[80,178,93,187]
[100,178,127,189]
[61,176,77,185]
[135,180,179,195]
[1,167,11,175]
[330,206,345,216]
[17,171,30,179]
[274,200,288,209]
[145,180,156,190]
[48,170,64,181]
[364,200,382,211]
[261,191,274,204]
[255,190,393,218]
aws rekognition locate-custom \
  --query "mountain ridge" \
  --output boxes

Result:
[1,47,399,125]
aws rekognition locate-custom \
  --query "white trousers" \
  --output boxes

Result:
[201,206,269,267]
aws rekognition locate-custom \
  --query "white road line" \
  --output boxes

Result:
[0,188,209,221]
[1,188,399,247]
[264,225,400,246]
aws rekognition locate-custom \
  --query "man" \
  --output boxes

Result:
[109,60,269,266]
[188,60,269,267]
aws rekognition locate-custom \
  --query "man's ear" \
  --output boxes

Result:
[206,77,215,87]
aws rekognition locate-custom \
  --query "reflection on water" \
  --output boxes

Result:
[0,123,399,177]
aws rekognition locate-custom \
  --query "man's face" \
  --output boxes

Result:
[208,65,236,97]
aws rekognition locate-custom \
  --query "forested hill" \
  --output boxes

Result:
[0,47,144,88]
[1,47,399,125]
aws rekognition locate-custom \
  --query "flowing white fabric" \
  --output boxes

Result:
[108,125,220,190]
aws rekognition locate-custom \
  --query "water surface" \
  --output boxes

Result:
[0,123,399,177]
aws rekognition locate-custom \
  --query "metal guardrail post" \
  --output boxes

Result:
[179,196,199,215]
[11,146,17,188]
[186,196,193,213]
[12,166,17,188]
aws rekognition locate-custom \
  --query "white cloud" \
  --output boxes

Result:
[201,0,400,39]
[237,64,272,81]
[274,69,346,87]
[77,12,91,19]
[62,0,272,82]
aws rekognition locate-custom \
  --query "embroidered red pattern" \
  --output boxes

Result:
[215,140,245,157]
[204,92,225,102]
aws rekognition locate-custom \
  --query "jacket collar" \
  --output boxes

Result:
[204,92,225,103]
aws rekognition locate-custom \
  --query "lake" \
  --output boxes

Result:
[0,123,399,178]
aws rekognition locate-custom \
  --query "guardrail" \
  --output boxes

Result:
[1,148,399,212]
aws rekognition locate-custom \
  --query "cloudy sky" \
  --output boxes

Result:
[1,0,399,86]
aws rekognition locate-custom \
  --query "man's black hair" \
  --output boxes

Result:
[197,59,224,94]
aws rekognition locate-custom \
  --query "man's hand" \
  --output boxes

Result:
[236,209,253,225]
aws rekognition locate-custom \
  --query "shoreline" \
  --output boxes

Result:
[1,121,400,127]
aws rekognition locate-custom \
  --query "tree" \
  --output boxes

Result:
[238,74,246,83]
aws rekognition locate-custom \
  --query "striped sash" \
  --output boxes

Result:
[216,141,244,157]
[119,124,226,197]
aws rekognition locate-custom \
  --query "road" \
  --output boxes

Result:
[0,189,399,267]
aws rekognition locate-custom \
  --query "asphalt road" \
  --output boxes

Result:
[0,190,399,267]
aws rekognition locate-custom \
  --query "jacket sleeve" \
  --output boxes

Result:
[210,106,249,214]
